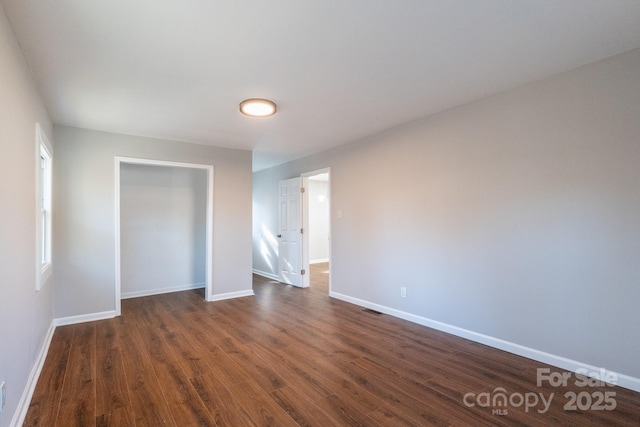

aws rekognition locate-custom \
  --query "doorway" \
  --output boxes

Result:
[303,169,331,294]
[114,157,214,316]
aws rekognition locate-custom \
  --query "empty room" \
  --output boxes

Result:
[1,1,640,426]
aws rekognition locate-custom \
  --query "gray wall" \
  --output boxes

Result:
[253,48,640,379]
[120,164,207,297]
[0,8,53,427]
[54,125,253,318]
[308,180,330,262]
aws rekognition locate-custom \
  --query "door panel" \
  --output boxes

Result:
[278,177,304,287]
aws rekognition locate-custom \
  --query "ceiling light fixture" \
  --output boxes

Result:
[239,98,277,117]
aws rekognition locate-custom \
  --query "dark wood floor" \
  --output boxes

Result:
[25,263,640,426]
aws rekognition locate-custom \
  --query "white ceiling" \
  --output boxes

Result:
[3,1,640,171]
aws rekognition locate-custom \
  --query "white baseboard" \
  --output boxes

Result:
[310,258,329,264]
[252,269,280,281]
[329,291,640,393]
[121,282,205,299]
[54,310,116,327]
[207,289,255,302]
[10,321,56,427]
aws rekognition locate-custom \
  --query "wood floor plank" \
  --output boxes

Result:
[23,325,75,427]
[116,320,177,427]
[24,263,640,426]
[158,319,212,380]
[244,342,333,402]
[225,379,299,427]
[312,394,385,427]
[168,312,254,386]
[338,357,498,426]
[258,339,385,416]
[95,406,136,427]
[270,386,344,427]
[135,326,216,426]
[219,337,287,394]
[190,373,258,427]
[55,323,96,427]
[95,319,131,417]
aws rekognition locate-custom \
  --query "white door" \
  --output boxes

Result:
[278,177,306,287]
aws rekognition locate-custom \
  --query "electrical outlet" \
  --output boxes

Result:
[1,381,5,413]
[401,287,407,298]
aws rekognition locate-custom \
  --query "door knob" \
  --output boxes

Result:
[277,234,282,238]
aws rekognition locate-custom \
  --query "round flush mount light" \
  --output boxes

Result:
[239,98,277,117]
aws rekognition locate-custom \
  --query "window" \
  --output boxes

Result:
[36,124,52,290]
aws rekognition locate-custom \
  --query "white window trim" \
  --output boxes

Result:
[36,123,53,291]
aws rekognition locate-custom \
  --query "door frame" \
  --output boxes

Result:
[301,167,331,294]
[114,156,214,316]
